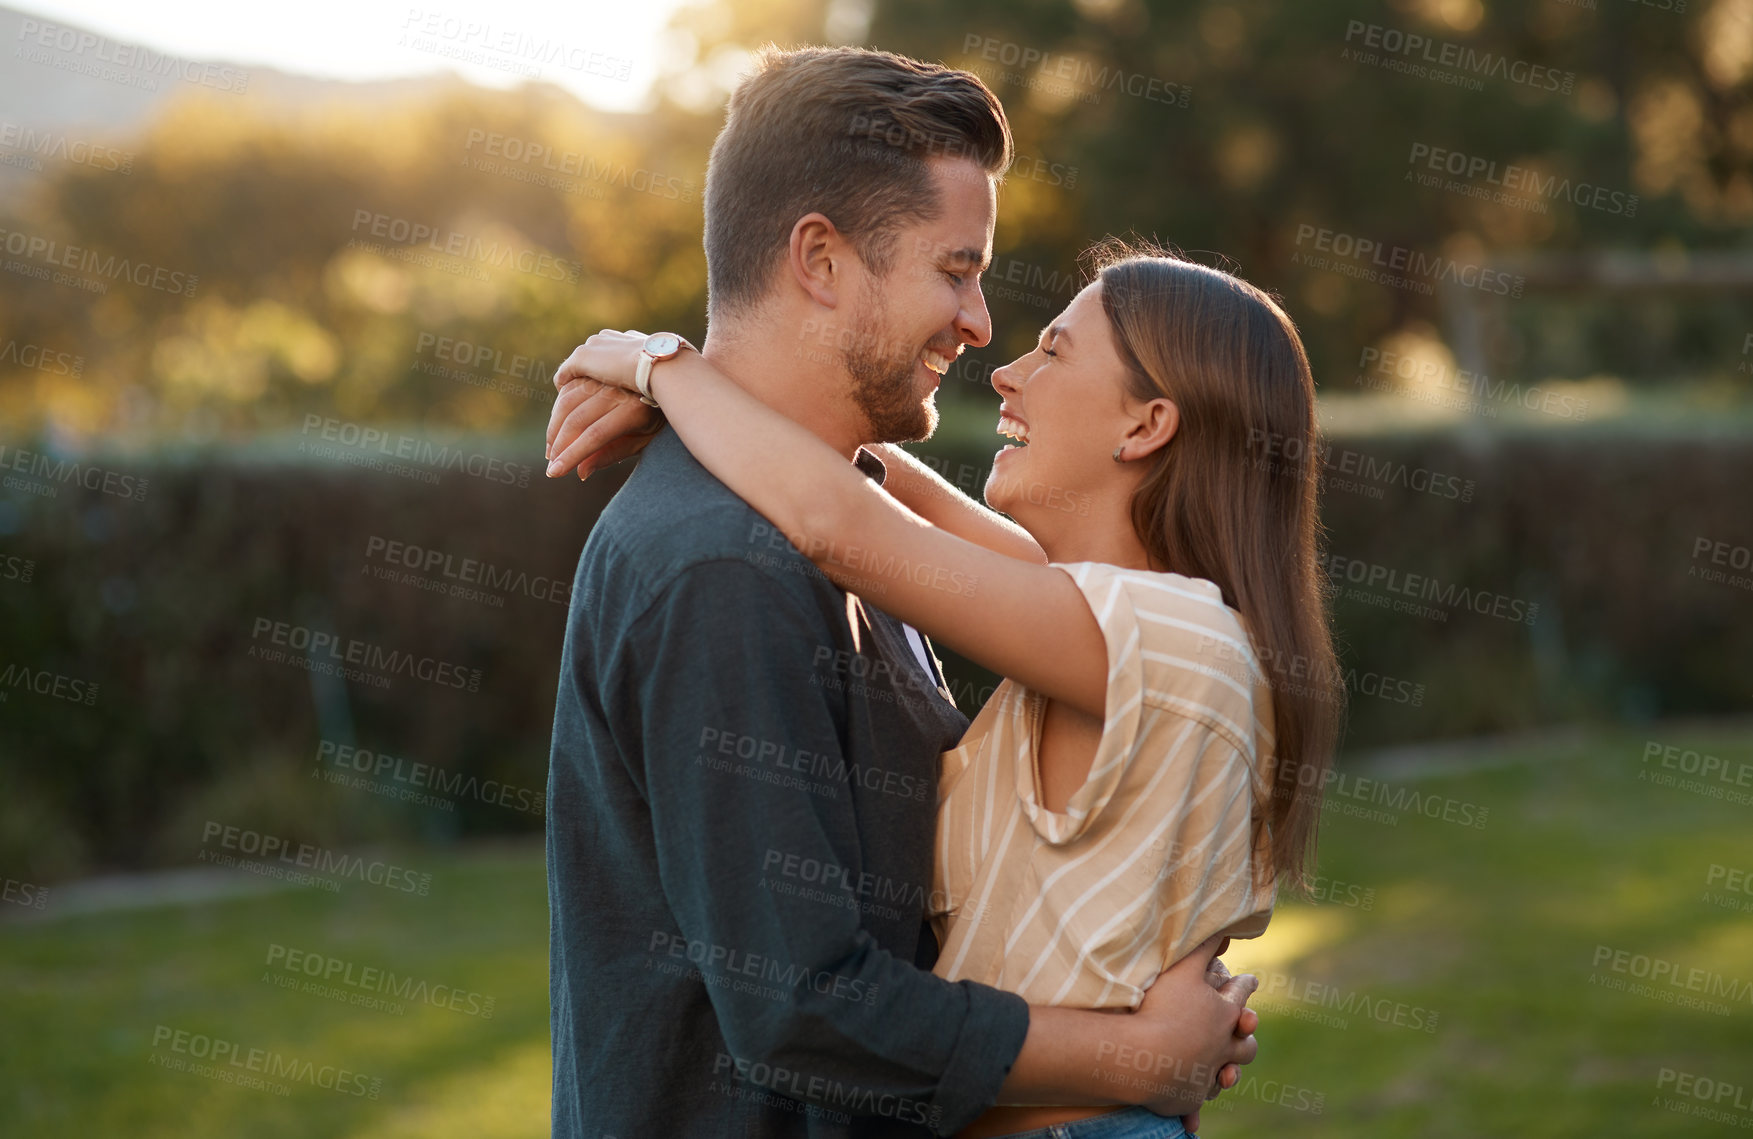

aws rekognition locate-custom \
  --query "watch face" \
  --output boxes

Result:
[644,332,681,358]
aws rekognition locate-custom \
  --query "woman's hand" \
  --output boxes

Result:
[544,331,664,480]
[557,329,649,395]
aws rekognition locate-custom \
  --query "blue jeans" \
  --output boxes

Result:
[982,1107,1195,1139]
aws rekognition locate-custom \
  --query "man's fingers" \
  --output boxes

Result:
[546,378,612,455]
[1219,1062,1238,1089]
[573,431,656,480]
[1182,1109,1201,1132]
[547,383,626,465]
[1237,1007,1258,1037]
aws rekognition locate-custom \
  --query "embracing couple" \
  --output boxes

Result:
[540,44,1341,1139]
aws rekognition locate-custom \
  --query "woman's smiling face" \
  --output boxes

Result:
[984,281,1144,526]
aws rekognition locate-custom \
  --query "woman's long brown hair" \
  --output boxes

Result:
[1093,238,1343,893]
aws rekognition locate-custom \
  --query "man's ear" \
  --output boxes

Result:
[788,212,850,309]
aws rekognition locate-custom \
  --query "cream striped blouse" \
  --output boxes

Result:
[929,560,1278,1010]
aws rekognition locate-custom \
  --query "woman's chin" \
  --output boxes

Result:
[981,477,1014,516]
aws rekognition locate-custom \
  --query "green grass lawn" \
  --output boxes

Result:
[4,724,1751,1137]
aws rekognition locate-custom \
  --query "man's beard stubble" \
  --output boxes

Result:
[842,288,938,445]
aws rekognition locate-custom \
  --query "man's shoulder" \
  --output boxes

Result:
[583,427,824,616]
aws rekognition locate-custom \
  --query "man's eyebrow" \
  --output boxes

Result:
[943,246,991,272]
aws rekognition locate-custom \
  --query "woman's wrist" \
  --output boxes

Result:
[645,347,704,406]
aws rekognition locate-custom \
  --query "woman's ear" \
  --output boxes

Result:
[788,212,845,309]
[1126,396,1180,458]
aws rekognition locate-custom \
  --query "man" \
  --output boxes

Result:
[543,46,1259,1138]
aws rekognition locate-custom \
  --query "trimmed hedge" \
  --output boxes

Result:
[1,429,1746,878]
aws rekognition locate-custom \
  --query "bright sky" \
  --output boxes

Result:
[9,0,691,111]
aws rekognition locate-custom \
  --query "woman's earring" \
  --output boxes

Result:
[1112,445,1125,462]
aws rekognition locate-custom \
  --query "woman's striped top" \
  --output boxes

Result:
[929,560,1278,1009]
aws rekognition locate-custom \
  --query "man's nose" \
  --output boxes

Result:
[959,284,993,349]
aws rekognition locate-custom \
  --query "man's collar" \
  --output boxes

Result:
[647,421,886,486]
[853,446,886,486]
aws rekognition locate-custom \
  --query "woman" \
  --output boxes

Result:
[550,242,1342,1138]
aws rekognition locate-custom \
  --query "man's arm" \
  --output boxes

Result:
[622,558,1025,1134]
[618,560,1257,1132]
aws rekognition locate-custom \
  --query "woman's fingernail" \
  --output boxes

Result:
[546,459,563,476]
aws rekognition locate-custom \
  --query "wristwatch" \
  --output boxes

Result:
[634,332,694,408]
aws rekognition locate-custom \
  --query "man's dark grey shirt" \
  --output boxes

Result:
[548,425,1030,1138]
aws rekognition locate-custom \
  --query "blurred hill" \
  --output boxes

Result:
[0,4,493,199]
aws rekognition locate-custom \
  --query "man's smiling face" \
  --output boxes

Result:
[839,155,997,444]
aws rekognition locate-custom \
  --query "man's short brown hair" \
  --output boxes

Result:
[703,46,1012,319]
